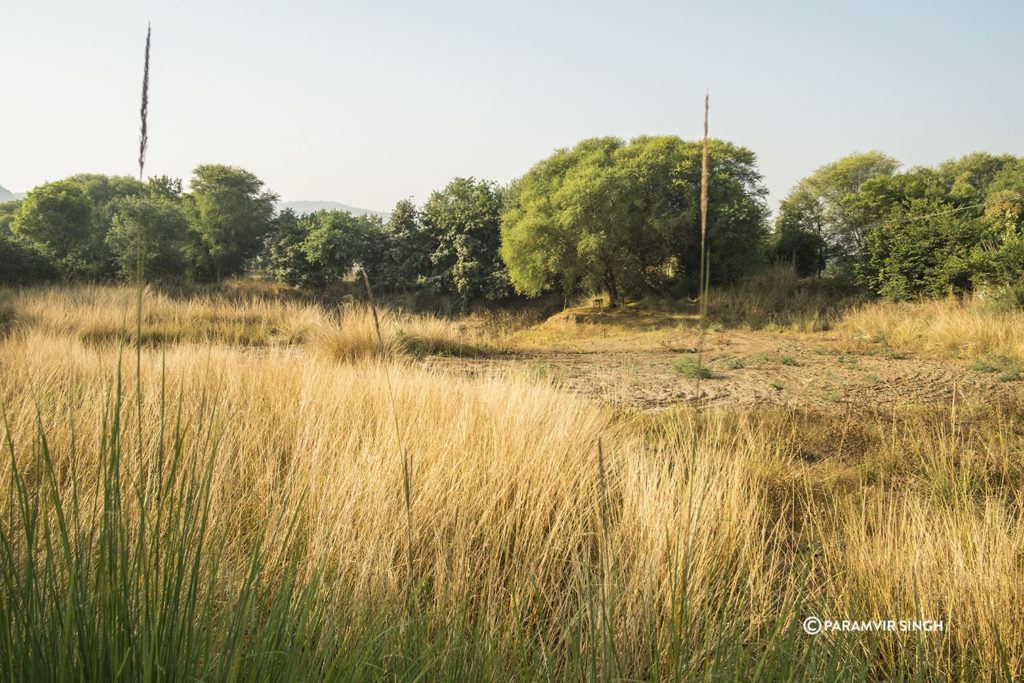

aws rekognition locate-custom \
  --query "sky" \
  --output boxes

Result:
[2,0,1023,213]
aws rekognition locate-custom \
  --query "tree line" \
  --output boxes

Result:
[3,140,1023,307]
[773,151,1024,301]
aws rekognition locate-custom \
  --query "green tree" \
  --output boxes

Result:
[778,151,900,263]
[185,165,277,281]
[664,138,769,289]
[421,178,510,305]
[301,210,382,283]
[66,174,147,278]
[501,136,768,306]
[11,181,95,276]
[0,200,21,237]
[859,198,982,300]
[106,195,189,282]
[263,209,321,287]
[0,236,57,285]
[360,199,434,292]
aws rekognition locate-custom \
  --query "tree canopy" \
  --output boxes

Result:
[421,178,510,305]
[501,135,768,306]
[185,165,278,280]
[773,151,900,270]
[12,181,95,276]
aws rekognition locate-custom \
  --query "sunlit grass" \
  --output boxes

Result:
[0,285,1022,678]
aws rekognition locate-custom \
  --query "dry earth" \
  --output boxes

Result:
[425,311,1021,412]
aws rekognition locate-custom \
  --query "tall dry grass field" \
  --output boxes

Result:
[0,286,1021,679]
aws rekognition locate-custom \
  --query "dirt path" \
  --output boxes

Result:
[423,328,1019,411]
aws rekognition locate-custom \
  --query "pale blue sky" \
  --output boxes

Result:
[2,0,1022,213]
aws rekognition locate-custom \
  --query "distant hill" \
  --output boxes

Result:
[277,200,389,220]
[0,185,25,202]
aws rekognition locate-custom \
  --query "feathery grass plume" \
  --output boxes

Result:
[135,24,151,484]
[138,24,150,183]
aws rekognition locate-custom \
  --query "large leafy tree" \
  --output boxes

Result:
[185,165,277,281]
[263,209,321,287]
[421,178,510,305]
[301,210,382,283]
[66,174,147,278]
[106,193,190,282]
[502,137,633,305]
[11,181,95,276]
[776,151,900,264]
[360,199,434,292]
[665,138,769,289]
[859,198,982,300]
[501,136,768,306]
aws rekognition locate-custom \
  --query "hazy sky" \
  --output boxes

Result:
[2,0,1022,212]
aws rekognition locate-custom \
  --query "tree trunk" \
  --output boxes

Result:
[604,271,618,308]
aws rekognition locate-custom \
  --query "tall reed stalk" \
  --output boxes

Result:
[136,24,150,496]
[695,92,710,403]
[360,269,414,587]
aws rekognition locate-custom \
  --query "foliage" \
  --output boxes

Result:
[0,235,57,285]
[263,208,318,286]
[360,198,435,292]
[672,354,712,378]
[301,210,382,283]
[0,200,21,237]
[771,193,826,276]
[501,136,767,307]
[421,178,510,305]
[106,194,190,282]
[774,151,899,265]
[11,180,95,277]
[185,165,277,281]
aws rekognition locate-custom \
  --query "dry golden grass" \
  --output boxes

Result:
[838,295,1024,361]
[2,285,1023,677]
[0,284,499,358]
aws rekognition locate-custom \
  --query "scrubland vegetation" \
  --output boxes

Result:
[4,58,1024,675]
[1,285,1022,680]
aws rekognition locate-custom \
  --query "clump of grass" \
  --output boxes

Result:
[779,354,799,366]
[528,360,549,378]
[969,357,997,372]
[998,363,1022,382]
[672,354,712,378]
[750,352,770,366]
[839,296,1024,361]
[704,266,854,331]
[317,305,495,361]
[823,387,844,403]
[965,354,1022,382]
[717,354,744,370]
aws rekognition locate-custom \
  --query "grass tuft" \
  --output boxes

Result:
[672,354,712,378]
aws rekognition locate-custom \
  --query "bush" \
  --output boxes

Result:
[0,236,57,285]
[672,354,712,378]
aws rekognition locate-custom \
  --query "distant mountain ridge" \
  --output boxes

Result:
[277,200,389,220]
[0,185,25,202]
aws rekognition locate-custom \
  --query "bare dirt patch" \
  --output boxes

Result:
[424,326,1019,412]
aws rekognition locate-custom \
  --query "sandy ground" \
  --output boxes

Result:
[423,327,1019,412]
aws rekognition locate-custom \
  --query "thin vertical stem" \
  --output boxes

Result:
[359,269,414,588]
[695,92,710,406]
